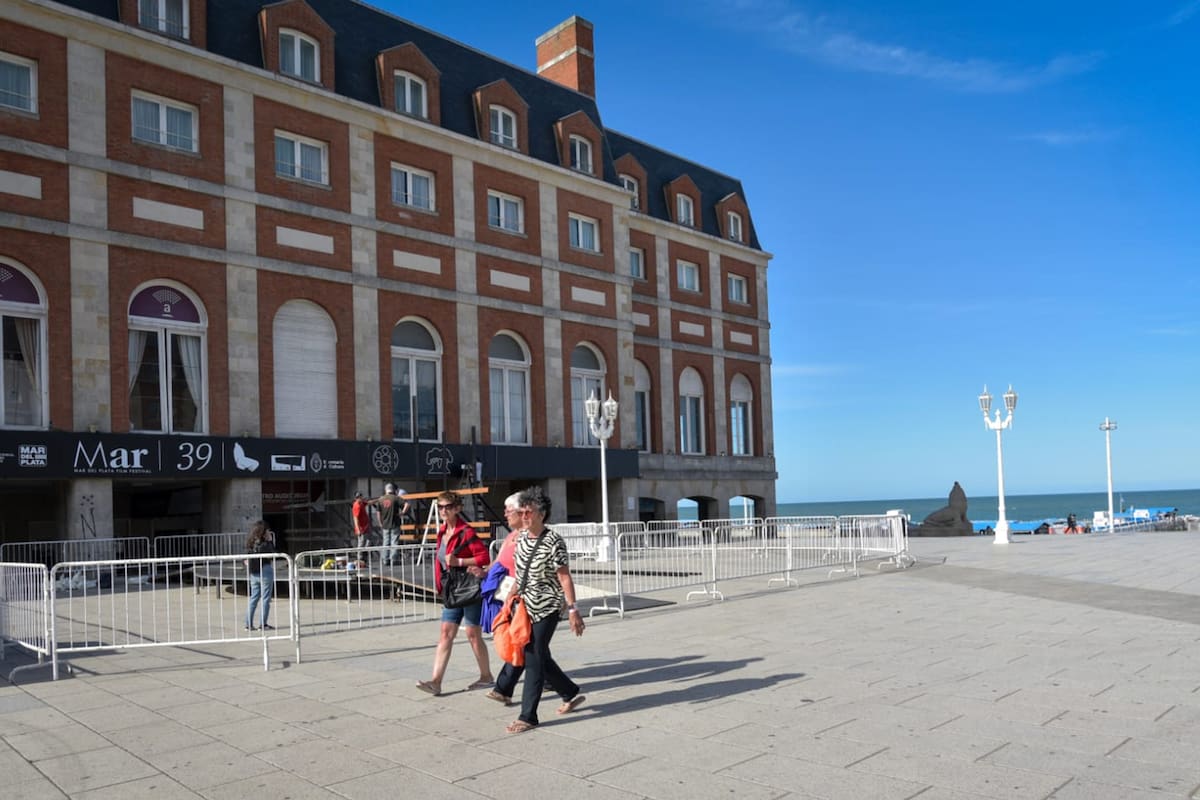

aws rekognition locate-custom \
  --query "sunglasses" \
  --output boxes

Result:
[437,504,457,510]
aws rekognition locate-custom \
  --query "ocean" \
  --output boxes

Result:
[771,488,1200,523]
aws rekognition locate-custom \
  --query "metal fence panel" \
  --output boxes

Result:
[154,532,245,559]
[0,562,51,678]
[2,537,151,566]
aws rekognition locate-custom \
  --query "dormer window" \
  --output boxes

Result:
[569,135,592,174]
[393,71,427,118]
[727,211,743,242]
[279,29,319,82]
[489,105,516,148]
[619,174,640,210]
[139,0,188,38]
[676,194,695,227]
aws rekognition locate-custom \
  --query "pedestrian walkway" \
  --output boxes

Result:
[4,531,1200,799]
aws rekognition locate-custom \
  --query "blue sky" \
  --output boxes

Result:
[382,1,1200,503]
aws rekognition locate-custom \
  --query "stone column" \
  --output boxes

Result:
[63,479,114,540]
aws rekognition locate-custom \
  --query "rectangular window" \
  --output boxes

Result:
[279,30,318,82]
[487,190,523,233]
[569,135,592,173]
[731,401,750,455]
[680,395,703,454]
[635,389,649,452]
[139,0,187,38]
[129,329,203,433]
[568,213,599,252]
[629,247,645,280]
[1,314,45,427]
[0,53,36,113]
[677,194,694,226]
[490,366,528,444]
[489,106,516,148]
[390,163,434,211]
[727,274,748,304]
[392,357,440,441]
[677,260,700,292]
[619,175,640,210]
[728,212,744,242]
[274,131,328,185]
[393,72,427,118]
[131,92,197,152]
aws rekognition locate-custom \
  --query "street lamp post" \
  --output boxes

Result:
[1100,417,1117,531]
[978,385,1018,544]
[585,390,619,562]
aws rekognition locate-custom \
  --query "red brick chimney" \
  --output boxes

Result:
[536,16,595,98]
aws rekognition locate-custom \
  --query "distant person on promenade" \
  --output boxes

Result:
[370,484,409,567]
[244,520,276,631]
[351,491,371,564]
[416,491,494,696]
[1066,513,1079,534]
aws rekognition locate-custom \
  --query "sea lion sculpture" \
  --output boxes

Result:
[911,481,973,537]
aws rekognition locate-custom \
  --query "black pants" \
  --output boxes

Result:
[517,614,578,726]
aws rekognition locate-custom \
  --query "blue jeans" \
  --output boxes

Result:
[246,563,274,628]
[383,528,400,565]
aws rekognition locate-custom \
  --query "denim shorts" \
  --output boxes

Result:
[441,601,482,627]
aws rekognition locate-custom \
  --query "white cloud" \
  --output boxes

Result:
[1165,1,1200,26]
[1017,127,1121,146]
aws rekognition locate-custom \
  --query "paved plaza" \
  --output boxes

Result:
[4,531,1200,799]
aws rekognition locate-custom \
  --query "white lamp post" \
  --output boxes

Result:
[586,390,619,562]
[1100,417,1117,531]
[978,384,1018,544]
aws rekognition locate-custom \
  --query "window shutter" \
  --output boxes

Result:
[273,302,337,438]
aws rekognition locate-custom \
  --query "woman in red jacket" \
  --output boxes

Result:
[416,491,493,695]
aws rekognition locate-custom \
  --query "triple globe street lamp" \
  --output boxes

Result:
[978,385,1018,545]
[585,390,619,562]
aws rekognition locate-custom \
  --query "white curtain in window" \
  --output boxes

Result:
[165,105,191,149]
[165,0,184,35]
[138,0,155,25]
[300,41,316,78]
[128,330,149,391]
[133,97,159,142]
[299,142,322,182]
[280,35,296,74]
[11,317,42,426]
[0,61,30,108]
[176,333,202,426]
[274,137,293,175]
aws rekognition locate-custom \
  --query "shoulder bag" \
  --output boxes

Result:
[441,531,483,609]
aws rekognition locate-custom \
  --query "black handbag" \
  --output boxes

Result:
[441,533,482,609]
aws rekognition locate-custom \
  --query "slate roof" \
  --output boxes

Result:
[50,0,761,251]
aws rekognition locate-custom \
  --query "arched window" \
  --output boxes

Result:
[273,300,336,438]
[391,319,441,442]
[128,282,207,433]
[0,259,47,428]
[393,70,427,118]
[634,360,652,453]
[730,374,754,456]
[678,367,705,455]
[488,332,529,445]
[570,344,606,446]
[279,29,320,82]
[489,104,517,148]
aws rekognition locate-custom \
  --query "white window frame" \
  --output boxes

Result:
[279,29,320,82]
[677,260,700,292]
[634,360,652,453]
[679,368,705,456]
[730,374,754,456]
[393,70,428,118]
[727,274,748,304]
[727,211,744,242]
[569,135,593,173]
[489,333,530,445]
[131,91,198,153]
[390,319,442,443]
[487,189,523,234]
[0,52,37,114]
[489,105,517,149]
[570,345,605,447]
[390,162,435,211]
[676,193,695,226]
[274,130,329,185]
[568,213,599,253]
[619,174,640,210]
[138,0,189,38]
[629,247,645,280]
[0,260,48,430]
[128,286,208,435]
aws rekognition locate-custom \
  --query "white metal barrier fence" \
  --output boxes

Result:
[153,532,245,559]
[1,537,152,566]
[0,562,50,681]
[49,553,297,679]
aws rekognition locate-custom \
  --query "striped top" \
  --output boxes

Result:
[514,528,569,623]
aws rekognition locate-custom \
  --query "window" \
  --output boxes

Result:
[727,274,748,304]
[489,333,529,444]
[391,320,441,442]
[728,211,744,242]
[679,367,705,455]
[568,213,599,252]
[138,0,188,38]
[128,284,206,434]
[634,360,652,452]
[676,194,694,226]
[279,29,319,82]
[677,260,700,292]
[730,374,754,456]
[393,71,427,118]
[570,345,605,446]
[619,174,639,210]
[489,105,516,148]
[0,260,47,428]
[273,300,335,438]
[487,190,523,233]
[275,131,328,185]
[131,92,197,152]
[391,163,434,211]
[629,247,645,280]
[569,135,592,173]
[0,53,36,114]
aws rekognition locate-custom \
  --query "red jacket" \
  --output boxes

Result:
[434,519,490,593]
[352,499,370,535]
